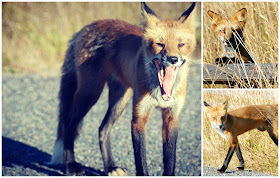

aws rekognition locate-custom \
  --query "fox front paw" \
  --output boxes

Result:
[237,166,244,171]
[217,166,226,173]
[108,167,126,176]
[65,162,85,176]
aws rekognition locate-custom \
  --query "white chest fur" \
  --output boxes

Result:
[211,122,227,140]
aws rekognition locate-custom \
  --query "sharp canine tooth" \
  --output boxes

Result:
[161,66,164,77]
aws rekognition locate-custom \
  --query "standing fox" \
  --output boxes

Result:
[204,101,278,173]
[208,8,254,65]
[47,2,197,176]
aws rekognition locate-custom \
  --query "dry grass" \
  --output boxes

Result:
[203,90,278,175]
[203,2,278,88]
[2,2,200,75]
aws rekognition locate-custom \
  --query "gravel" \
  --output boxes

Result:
[203,166,275,176]
[2,64,201,176]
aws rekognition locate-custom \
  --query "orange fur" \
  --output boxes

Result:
[208,8,254,63]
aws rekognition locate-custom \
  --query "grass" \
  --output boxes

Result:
[203,2,278,88]
[203,90,278,175]
[2,2,200,75]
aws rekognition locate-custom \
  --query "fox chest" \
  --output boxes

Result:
[151,87,178,108]
[211,122,228,140]
[135,88,180,116]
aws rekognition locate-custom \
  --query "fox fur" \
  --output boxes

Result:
[47,2,197,176]
[204,101,278,173]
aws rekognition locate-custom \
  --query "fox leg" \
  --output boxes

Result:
[267,122,278,146]
[217,147,235,173]
[161,108,179,176]
[99,75,132,175]
[131,94,154,176]
[235,144,244,170]
[218,137,238,173]
[63,68,107,175]
[267,129,278,146]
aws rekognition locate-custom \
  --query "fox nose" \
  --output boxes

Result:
[167,56,178,64]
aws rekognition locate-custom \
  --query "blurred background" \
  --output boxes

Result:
[3,2,201,75]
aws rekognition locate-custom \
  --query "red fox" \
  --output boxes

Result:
[204,101,278,173]
[47,2,197,176]
[208,8,254,65]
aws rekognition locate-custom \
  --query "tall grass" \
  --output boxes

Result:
[203,2,278,88]
[203,90,278,175]
[2,2,200,75]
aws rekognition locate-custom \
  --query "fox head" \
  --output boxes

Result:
[204,101,228,131]
[208,8,247,48]
[141,2,197,101]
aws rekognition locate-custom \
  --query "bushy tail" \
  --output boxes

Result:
[47,40,78,165]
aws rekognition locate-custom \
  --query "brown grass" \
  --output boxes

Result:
[203,2,278,88]
[2,2,200,75]
[203,90,278,175]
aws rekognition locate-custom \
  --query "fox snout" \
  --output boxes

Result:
[161,55,185,67]
[167,56,179,65]
[219,37,228,46]
[211,121,226,131]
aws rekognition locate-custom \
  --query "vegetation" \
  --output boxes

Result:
[3,2,200,75]
[203,90,278,175]
[203,2,278,88]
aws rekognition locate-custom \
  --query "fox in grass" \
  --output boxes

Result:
[208,8,255,65]
[204,101,278,173]
[47,2,197,176]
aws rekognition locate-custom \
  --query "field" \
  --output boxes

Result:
[203,90,278,175]
[3,2,201,75]
[203,2,278,88]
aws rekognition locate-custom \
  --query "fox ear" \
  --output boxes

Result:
[208,10,222,25]
[221,100,228,108]
[233,8,247,28]
[178,2,196,23]
[234,8,247,21]
[141,2,159,27]
[204,101,211,107]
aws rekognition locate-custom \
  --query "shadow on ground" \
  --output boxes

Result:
[2,136,106,176]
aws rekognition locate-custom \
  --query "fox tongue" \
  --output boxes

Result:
[162,66,175,101]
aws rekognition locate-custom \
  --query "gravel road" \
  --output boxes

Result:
[203,166,275,176]
[2,64,201,176]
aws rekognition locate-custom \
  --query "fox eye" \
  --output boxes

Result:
[221,116,225,120]
[219,29,225,33]
[156,43,165,48]
[178,43,185,48]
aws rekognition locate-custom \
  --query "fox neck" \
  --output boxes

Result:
[223,29,252,62]
[211,121,227,139]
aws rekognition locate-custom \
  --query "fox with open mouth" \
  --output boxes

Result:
[47,2,197,176]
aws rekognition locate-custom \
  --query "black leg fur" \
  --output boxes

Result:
[235,145,244,170]
[218,147,235,173]
[131,127,149,176]
[163,128,178,176]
